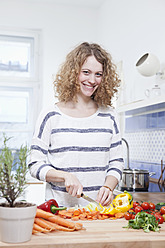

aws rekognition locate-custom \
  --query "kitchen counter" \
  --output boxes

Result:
[130,192,165,204]
[0,192,165,248]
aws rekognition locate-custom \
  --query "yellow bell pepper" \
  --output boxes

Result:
[112,191,133,213]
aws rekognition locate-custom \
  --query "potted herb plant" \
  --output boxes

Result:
[0,135,37,243]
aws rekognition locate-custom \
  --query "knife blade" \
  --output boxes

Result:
[81,193,100,206]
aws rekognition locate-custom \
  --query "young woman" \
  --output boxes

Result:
[29,42,124,207]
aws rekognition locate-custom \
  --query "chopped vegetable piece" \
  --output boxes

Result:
[115,212,125,218]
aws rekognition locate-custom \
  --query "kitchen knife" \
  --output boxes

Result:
[81,193,100,206]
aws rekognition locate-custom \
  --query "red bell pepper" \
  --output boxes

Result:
[37,199,66,214]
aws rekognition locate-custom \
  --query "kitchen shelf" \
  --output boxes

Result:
[117,95,165,113]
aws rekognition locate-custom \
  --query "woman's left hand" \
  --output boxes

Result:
[96,186,114,206]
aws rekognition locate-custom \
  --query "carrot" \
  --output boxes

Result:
[82,208,87,213]
[71,216,80,221]
[67,208,75,213]
[87,214,93,220]
[101,214,109,219]
[63,213,73,218]
[32,229,39,234]
[58,210,68,215]
[78,213,87,219]
[45,221,75,232]
[35,208,55,219]
[73,210,81,216]
[34,218,56,231]
[109,217,117,220]
[79,216,86,220]
[115,212,124,219]
[36,208,75,228]
[42,218,77,232]
[33,223,50,233]
[82,212,87,217]
[92,216,98,220]
[98,215,105,220]
[75,222,85,230]
[48,215,75,229]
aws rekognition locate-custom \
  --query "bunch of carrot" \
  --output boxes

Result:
[57,208,124,221]
[32,208,84,234]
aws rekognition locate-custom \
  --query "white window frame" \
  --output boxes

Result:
[0,27,41,83]
[0,27,42,147]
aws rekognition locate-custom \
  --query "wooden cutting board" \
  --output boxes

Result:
[0,218,165,248]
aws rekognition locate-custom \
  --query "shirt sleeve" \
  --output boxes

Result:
[106,108,124,182]
[28,107,56,182]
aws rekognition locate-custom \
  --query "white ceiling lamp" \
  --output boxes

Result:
[136,53,165,98]
[136,53,165,79]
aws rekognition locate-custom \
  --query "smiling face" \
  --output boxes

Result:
[78,55,103,98]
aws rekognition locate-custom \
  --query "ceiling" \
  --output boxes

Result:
[26,0,106,8]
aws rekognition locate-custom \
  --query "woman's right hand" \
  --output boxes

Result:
[64,173,83,198]
[46,169,83,198]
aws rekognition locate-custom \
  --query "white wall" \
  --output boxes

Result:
[0,0,99,110]
[97,0,165,104]
[0,0,165,110]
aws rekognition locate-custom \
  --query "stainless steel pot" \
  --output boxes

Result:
[118,169,155,192]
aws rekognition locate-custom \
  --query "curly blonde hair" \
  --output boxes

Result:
[53,42,120,107]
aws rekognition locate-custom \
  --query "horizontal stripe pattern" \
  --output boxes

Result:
[49,146,110,154]
[31,145,48,155]
[107,167,123,177]
[35,163,109,177]
[49,183,102,192]
[51,128,113,134]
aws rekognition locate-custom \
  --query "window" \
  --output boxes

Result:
[0,35,34,78]
[0,90,29,123]
[0,29,41,149]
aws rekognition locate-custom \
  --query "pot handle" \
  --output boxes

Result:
[149,172,156,177]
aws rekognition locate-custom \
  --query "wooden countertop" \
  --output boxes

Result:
[0,218,165,248]
[128,192,165,204]
[0,193,165,248]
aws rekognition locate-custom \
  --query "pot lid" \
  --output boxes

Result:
[123,169,149,174]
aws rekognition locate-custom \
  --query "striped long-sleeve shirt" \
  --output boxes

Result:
[29,104,124,207]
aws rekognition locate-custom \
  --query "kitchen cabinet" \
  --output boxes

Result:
[117,95,165,133]
[117,95,165,113]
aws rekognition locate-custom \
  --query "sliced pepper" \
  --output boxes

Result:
[85,202,118,216]
[102,204,119,215]
[112,191,133,213]
[85,202,99,212]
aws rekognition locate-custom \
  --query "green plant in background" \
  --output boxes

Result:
[0,135,29,207]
